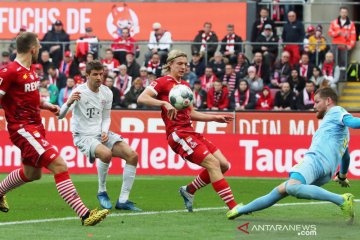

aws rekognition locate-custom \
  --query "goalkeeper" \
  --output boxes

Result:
[228,87,358,224]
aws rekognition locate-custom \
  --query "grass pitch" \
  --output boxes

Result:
[0,174,359,240]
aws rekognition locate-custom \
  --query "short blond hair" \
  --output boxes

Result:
[162,49,187,74]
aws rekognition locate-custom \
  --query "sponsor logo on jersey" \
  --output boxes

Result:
[29,74,34,80]
[24,81,40,92]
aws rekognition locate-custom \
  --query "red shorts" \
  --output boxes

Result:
[167,131,218,165]
[10,125,59,168]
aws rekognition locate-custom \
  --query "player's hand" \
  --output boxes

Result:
[67,91,81,106]
[49,105,60,116]
[163,102,177,120]
[101,132,109,143]
[334,172,350,188]
[214,115,234,123]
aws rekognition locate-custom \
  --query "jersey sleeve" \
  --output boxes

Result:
[0,67,12,96]
[338,107,351,125]
[105,88,113,110]
[146,78,163,96]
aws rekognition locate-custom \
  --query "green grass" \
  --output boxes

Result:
[0,174,359,240]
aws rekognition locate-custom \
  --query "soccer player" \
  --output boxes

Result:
[0,32,109,226]
[137,49,238,213]
[58,60,141,211]
[227,87,356,224]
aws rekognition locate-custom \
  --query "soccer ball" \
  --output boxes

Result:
[168,84,194,110]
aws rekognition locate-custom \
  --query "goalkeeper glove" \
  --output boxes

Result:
[334,172,350,188]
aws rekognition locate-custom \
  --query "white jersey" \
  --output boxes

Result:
[70,83,113,136]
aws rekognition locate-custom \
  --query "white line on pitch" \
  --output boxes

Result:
[0,200,358,226]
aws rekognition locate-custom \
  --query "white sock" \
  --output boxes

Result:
[119,164,137,203]
[97,160,110,193]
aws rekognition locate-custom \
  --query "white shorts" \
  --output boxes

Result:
[73,131,124,163]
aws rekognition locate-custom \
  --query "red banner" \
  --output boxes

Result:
[0,2,246,41]
[1,132,360,179]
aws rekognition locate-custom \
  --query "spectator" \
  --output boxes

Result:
[303,25,315,54]
[145,22,172,64]
[86,51,95,63]
[308,25,328,64]
[189,51,205,77]
[58,77,75,106]
[42,20,70,67]
[271,0,286,23]
[199,67,217,91]
[0,51,11,68]
[124,78,145,109]
[104,76,122,109]
[8,25,27,58]
[192,22,218,60]
[297,81,315,110]
[274,82,297,110]
[139,66,150,87]
[207,80,229,110]
[59,51,79,78]
[230,79,256,110]
[234,53,249,79]
[33,64,44,79]
[192,80,207,110]
[244,66,264,93]
[252,52,270,85]
[295,53,314,81]
[251,7,277,42]
[319,52,340,91]
[39,77,59,104]
[256,86,273,110]
[222,64,240,96]
[271,51,292,88]
[208,51,226,79]
[309,66,325,89]
[114,64,132,98]
[183,63,198,88]
[328,6,356,70]
[111,27,140,64]
[47,64,67,90]
[145,53,162,78]
[287,68,306,96]
[101,48,120,73]
[78,62,87,83]
[39,50,52,74]
[220,24,243,64]
[253,24,279,66]
[125,52,140,79]
[75,26,99,62]
[282,11,305,66]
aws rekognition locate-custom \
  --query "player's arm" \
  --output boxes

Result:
[342,114,360,129]
[137,88,177,120]
[101,91,113,143]
[40,98,60,116]
[58,91,81,119]
[335,148,351,187]
[190,107,234,123]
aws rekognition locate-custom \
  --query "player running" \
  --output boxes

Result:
[137,49,238,214]
[227,87,356,224]
[58,60,141,211]
[0,32,109,226]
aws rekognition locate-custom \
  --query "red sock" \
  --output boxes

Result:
[0,168,30,196]
[212,178,237,209]
[54,171,89,217]
[186,169,211,194]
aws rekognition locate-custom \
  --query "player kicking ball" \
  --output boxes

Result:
[137,50,238,214]
[0,32,108,226]
[227,88,356,224]
[58,60,141,211]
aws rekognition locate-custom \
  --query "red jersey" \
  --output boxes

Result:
[148,75,193,136]
[0,60,41,134]
[101,58,120,72]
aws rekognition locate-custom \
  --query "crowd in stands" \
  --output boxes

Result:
[0,5,357,111]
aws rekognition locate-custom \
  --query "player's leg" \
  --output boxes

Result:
[111,140,141,211]
[0,164,38,212]
[227,182,288,220]
[46,155,109,225]
[185,150,229,195]
[94,144,113,209]
[200,153,237,210]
